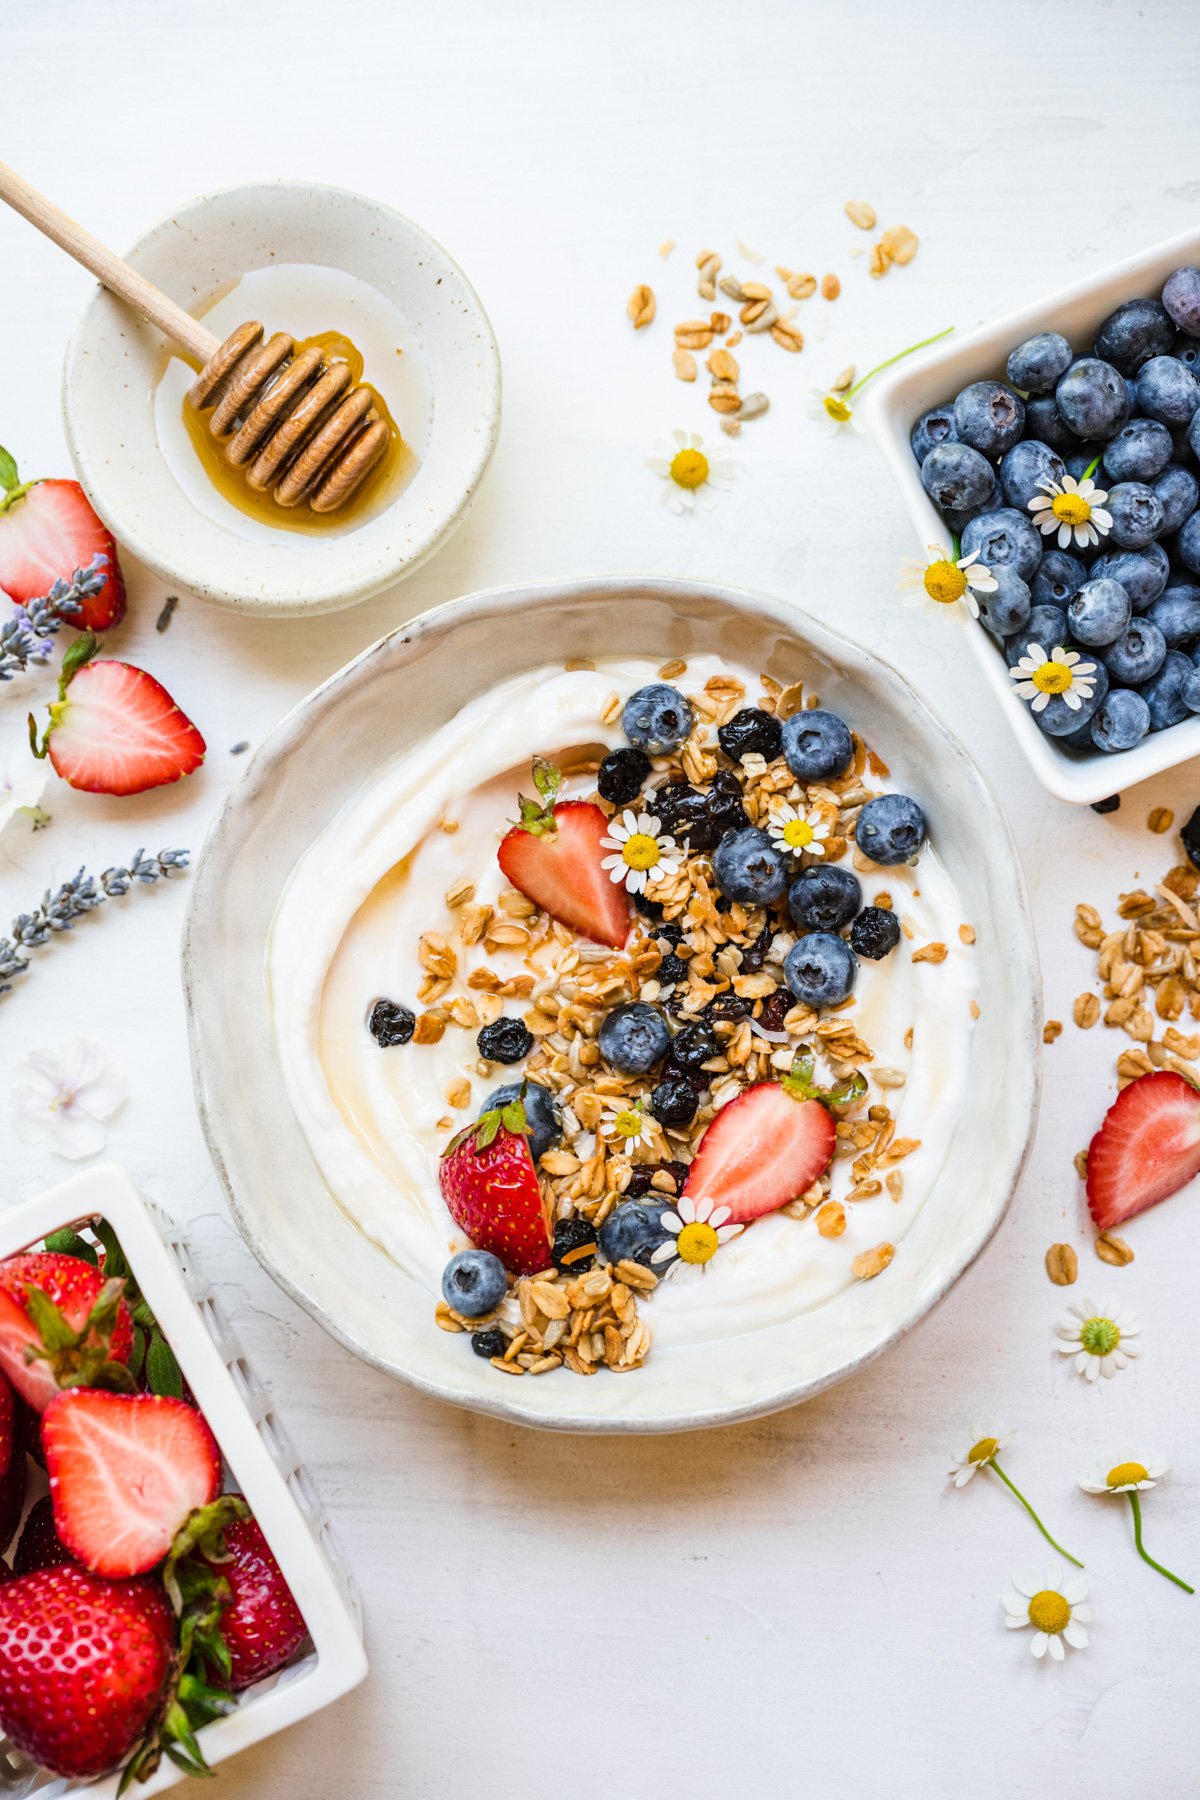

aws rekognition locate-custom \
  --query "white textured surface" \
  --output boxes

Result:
[1,0,1198,1793]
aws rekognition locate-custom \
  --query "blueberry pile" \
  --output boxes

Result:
[912,265,1200,757]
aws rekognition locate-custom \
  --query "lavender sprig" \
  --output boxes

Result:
[0,846,189,997]
[0,554,108,682]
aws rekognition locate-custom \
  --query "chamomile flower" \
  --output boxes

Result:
[1003,1570,1093,1662]
[650,1193,744,1282]
[1056,1296,1141,1381]
[900,544,997,620]
[948,1429,1015,1488]
[767,801,831,861]
[1009,643,1097,714]
[601,1100,652,1151]
[600,810,682,895]
[9,1038,127,1161]
[647,431,733,514]
[808,389,857,436]
[1028,475,1113,550]
[1079,1456,1193,1593]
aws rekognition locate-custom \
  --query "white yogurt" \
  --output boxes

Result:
[267,658,979,1350]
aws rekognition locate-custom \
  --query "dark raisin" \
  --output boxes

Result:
[368,999,416,1047]
[661,1160,690,1194]
[705,768,750,841]
[598,747,651,806]
[658,952,688,986]
[651,780,710,843]
[552,1217,598,1273]
[655,921,685,948]
[738,923,775,974]
[758,990,791,1032]
[477,1017,534,1063]
[471,1328,507,1359]
[718,707,783,762]
[1092,794,1121,816]
[849,906,902,961]
[703,994,753,1022]
[649,1076,699,1127]
[625,1165,654,1197]
[1183,804,1200,868]
[634,889,665,920]
[669,1022,719,1069]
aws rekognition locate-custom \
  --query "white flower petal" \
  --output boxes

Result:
[1046,1633,1065,1662]
[1031,1633,1049,1659]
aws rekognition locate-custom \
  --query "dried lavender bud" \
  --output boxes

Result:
[0,846,189,998]
[0,555,106,681]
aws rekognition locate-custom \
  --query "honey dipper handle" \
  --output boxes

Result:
[0,162,220,366]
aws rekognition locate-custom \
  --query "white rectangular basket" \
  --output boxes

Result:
[0,1164,367,1797]
[862,222,1200,806]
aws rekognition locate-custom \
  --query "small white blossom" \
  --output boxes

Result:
[9,1037,127,1160]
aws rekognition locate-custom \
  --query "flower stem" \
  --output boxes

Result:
[990,1459,1084,1569]
[1128,1492,1194,1593]
[846,328,955,399]
[1082,454,1103,481]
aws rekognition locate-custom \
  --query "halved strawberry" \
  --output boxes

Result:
[33,635,205,797]
[0,452,126,630]
[683,1081,836,1223]
[439,1108,553,1277]
[43,1390,222,1579]
[0,1370,12,1482]
[0,1252,134,1413]
[1086,1070,1200,1230]
[497,759,629,948]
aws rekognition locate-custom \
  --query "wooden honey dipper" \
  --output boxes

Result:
[0,163,392,515]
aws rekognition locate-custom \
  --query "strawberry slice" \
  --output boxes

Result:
[499,802,629,949]
[42,1391,222,1579]
[683,1081,836,1223]
[1086,1070,1200,1230]
[0,452,126,630]
[33,634,205,796]
[439,1108,553,1276]
[0,1252,134,1413]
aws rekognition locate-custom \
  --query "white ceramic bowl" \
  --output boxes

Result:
[863,223,1200,806]
[0,1164,366,1798]
[183,577,1041,1433]
[62,181,501,615]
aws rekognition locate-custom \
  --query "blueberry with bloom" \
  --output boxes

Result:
[1009,643,1097,715]
[647,431,734,514]
[1028,474,1113,550]
[1079,1455,1193,1593]
[600,810,681,895]
[1003,1569,1093,1662]
[650,1193,743,1282]
[1056,1296,1141,1381]
[900,543,997,620]
[948,1429,1083,1566]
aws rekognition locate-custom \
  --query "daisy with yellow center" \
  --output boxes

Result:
[767,801,832,860]
[1003,1570,1093,1662]
[1079,1455,1193,1593]
[948,1429,1083,1566]
[601,1100,652,1151]
[1056,1296,1141,1381]
[650,1192,743,1283]
[1028,474,1113,550]
[806,326,956,438]
[900,543,998,620]
[600,810,682,895]
[646,430,734,515]
[1009,643,1097,714]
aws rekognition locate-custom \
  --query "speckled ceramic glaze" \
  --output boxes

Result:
[62,181,501,614]
[183,578,1041,1432]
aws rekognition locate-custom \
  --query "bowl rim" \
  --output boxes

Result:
[862,219,1200,805]
[60,177,502,615]
[183,574,1042,1432]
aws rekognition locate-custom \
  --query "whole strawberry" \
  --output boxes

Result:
[204,1516,308,1690]
[439,1098,553,1277]
[0,1250,134,1412]
[12,1495,72,1578]
[0,1565,172,1779]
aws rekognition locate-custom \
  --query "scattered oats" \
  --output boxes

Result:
[708,380,742,415]
[736,392,770,421]
[775,681,806,720]
[718,274,745,303]
[445,877,475,911]
[1074,992,1101,1029]
[627,284,656,329]
[658,658,687,680]
[868,242,888,279]
[445,1077,472,1109]
[673,348,698,382]
[1074,1148,1089,1181]
[744,302,779,335]
[844,199,877,230]
[903,1025,913,1050]
[830,364,856,393]
[413,1012,447,1045]
[771,318,804,352]
[969,999,981,1019]
[675,319,714,350]
[565,656,595,672]
[958,923,976,946]
[852,1242,894,1280]
[875,892,893,911]
[720,419,742,437]
[1095,1230,1134,1268]
[816,1200,846,1238]
[600,692,622,725]
[438,818,459,834]
[1043,1020,1063,1045]
[872,1067,906,1089]
[880,224,919,266]
[1148,806,1175,834]
[709,347,739,382]
[658,238,676,258]
[821,274,841,300]
[885,1170,904,1202]
[912,942,947,964]
[737,238,765,265]
[1045,1242,1078,1286]
[784,272,817,301]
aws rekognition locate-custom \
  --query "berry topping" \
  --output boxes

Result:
[783,933,858,1008]
[597,746,651,806]
[665,1020,718,1071]
[787,864,862,933]
[438,1106,552,1277]
[470,1328,507,1360]
[498,777,630,950]
[598,1002,671,1075]
[855,793,927,865]
[441,1249,508,1317]
[551,1217,598,1274]
[623,683,694,754]
[649,1075,700,1127]
[849,906,902,961]
[368,998,415,1047]
[657,951,688,986]
[477,1017,534,1065]
[717,706,783,762]
[482,1080,562,1163]
[712,826,788,905]
[598,1200,672,1268]
[683,1081,835,1225]
[31,634,205,797]
[780,709,854,782]
[1086,1070,1200,1231]
[0,456,127,630]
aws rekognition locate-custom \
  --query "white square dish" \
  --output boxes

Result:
[862,223,1200,806]
[0,1164,367,1798]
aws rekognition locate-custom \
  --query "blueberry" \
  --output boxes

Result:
[471,1328,507,1359]
[650,1075,699,1128]
[1147,586,1200,647]
[1093,299,1175,376]
[477,1017,534,1065]
[787,864,863,933]
[953,380,1025,457]
[718,706,782,762]
[998,440,1066,511]
[551,1217,598,1275]
[1182,665,1200,715]
[961,507,1043,581]
[598,747,650,806]
[1005,605,1068,667]
[1007,331,1073,395]
[598,1002,670,1075]
[780,709,854,781]
[941,475,999,538]
[1020,656,1109,738]
[1090,543,1170,610]
[1058,714,1103,751]
[442,1250,508,1318]
[1136,355,1200,427]
[1153,465,1200,534]
[1141,649,1196,730]
[483,1081,562,1164]
[598,1199,671,1268]
[848,906,902,961]
[1023,395,1079,454]
[1031,550,1087,607]
[855,793,927,865]
[910,405,958,463]
[1067,578,1131,647]
[1173,332,1200,371]
[712,826,788,905]
[977,566,1032,639]
[1163,267,1200,336]
[1101,619,1166,686]
[367,998,415,1047]
[784,932,858,1007]
[1102,417,1174,484]
[667,1021,718,1072]
[920,442,997,513]
[1091,689,1151,753]
[1106,482,1165,549]
[623,683,694,754]
[1056,357,1131,439]
[1179,515,1200,575]
[1092,794,1122,814]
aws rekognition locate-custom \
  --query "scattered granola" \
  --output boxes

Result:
[1045,1243,1078,1286]
[627,285,656,330]
[1043,1020,1063,1044]
[1072,864,1200,1085]
[1095,1230,1134,1267]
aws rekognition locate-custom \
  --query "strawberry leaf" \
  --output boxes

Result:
[42,1227,98,1267]
[0,445,19,493]
[783,1049,867,1112]
[145,1328,184,1398]
[512,756,562,838]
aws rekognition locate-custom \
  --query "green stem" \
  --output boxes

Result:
[1082,454,1102,481]
[951,533,962,561]
[1129,1491,1194,1594]
[846,327,955,399]
[990,1458,1084,1569]
[0,479,35,515]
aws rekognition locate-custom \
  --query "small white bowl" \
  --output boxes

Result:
[0,1164,366,1798]
[183,576,1041,1434]
[863,223,1200,806]
[62,181,501,616]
